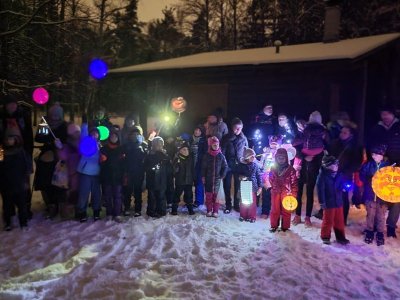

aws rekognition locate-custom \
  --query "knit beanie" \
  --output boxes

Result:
[243,147,256,160]
[208,136,219,146]
[152,136,164,148]
[275,148,288,161]
[67,123,81,136]
[370,144,387,156]
[309,111,322,124]
[322,155,339,168]
[49,103,64,120]
[179,141,190,150]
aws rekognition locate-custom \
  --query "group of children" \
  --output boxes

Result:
[0,112,395,249]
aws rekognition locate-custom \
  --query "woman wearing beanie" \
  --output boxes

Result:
[201,136,228,217]
[316,155,349,245]
[293,110,327,227]
[269,148,298,232]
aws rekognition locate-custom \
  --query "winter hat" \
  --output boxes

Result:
[67,123,81,136]
[371,144,387,156]
[208,136,219,146]
[48,103,64,120]
[243,147,256,160]
[152,136,164,148]
[179,141,190,150]
[322,155,339,168]
[309,111,322,124]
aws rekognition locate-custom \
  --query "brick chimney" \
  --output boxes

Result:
[323,0,342,43]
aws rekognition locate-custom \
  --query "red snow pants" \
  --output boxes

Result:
[270,191,291,230]
[205,192,219,213]
[240,193,257,220]
[321,207,346,239]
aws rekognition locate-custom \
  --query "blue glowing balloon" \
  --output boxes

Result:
[89,59,108,80]
[80,136,98,157]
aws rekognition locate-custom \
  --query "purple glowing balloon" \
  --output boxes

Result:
[32,87,49,105]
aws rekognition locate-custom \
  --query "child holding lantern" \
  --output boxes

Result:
[359,145,390,245]
[237,147,262,222]
[269,148,298,232]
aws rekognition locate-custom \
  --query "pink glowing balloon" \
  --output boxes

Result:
[32,87,49,105]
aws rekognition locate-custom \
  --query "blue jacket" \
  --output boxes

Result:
[359,160,391,203]
[316,168,344,209]
[77,123,100,176]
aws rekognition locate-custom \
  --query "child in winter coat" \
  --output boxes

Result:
[122,127,147,217]
[55,123,82,218]
[144,136,172,218]
[100,128,125,222]
[316,155,349,245]
[0,128,31,230]
[76,127,102,222]
[359,145,390,245]
[172,142,195,215]
[269,148,298,232]
[201,136,228,217]
[237,147,262,222]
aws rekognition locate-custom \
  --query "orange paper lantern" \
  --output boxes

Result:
[171,97,187,113]
[282,195,298,211]
[372,166,400,203]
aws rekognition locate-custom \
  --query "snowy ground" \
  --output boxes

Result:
[1,192,400,300]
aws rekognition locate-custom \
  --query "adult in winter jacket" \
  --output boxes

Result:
[269,148,298,232]
[201,136,228,217]
[34,103,68,219]
[205,112,228,141]
[121,113,143,145]
[277,114,296,144]
[249,104,277,155]
[221,117,248,213]
[359,145,390,245]
[144,136,172,218]
[328,126,363,224]
[172,142,195,215]
[236,147,262,222]
[122,127,147,217]
[190,126,207,206]
[316,155,349,245]
[293,111,327,227]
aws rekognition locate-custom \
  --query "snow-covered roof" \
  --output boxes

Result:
[109,33,400,74]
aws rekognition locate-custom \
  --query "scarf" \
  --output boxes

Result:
[208,147,221,157]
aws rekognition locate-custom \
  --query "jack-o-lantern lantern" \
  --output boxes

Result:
[372,166,400,203]
[171,97,187,113]
[282,195,298,211]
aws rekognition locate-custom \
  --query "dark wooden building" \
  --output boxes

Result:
[107,33,400,140]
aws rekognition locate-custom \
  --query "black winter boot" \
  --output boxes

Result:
[376,232,385,246]
[387,226,397,238]
[364,230,374,244]
[187,205,195,215]
[93,210,101,221]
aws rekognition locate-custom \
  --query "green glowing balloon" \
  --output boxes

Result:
[97,125,109,141]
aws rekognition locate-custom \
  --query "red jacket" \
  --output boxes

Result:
[270,165,298,196]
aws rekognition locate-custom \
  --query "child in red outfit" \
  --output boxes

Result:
[269,148,298,232]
